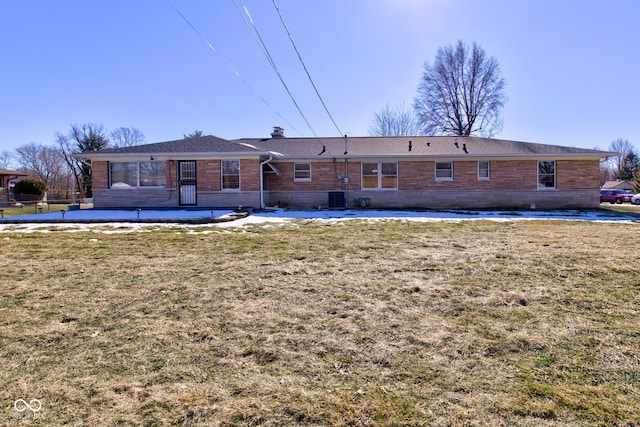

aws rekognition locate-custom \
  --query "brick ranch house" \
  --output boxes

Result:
[78,129,616,210]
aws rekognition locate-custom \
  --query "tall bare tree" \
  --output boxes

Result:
[57,123,110,198]
[414,40,506,137]
[368,102,423,137]
[110,127,146,147]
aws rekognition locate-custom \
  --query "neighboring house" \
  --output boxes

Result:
[0,168,29,204]
[76,129,617,210]
[602,180,634,191]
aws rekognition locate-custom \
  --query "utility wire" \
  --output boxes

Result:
[271,0,343,136]
[164,0,304,137]
[233,0,317,137]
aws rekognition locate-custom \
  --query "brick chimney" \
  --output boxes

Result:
[270,126,285,138]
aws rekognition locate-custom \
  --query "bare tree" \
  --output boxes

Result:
[0,151,15,169]
[14,142,71,199]
[368,102,423,137]
[414,40,506,137]
[608,138,634,179]
[110,127,146,147]
[15,143,60,183]
[57,123,110,198]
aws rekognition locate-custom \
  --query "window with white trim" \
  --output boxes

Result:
[109,162,166,188]
[538,161,555,189]
[478,161,490,180]
[222,160,240,190]
[294,163,311,181]
[435,162,453,180]
[362,162,397,189]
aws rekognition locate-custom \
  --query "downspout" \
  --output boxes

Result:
[343,135,349,208]
[259,156,273,210]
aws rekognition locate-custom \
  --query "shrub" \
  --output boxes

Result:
[14,178,47,201]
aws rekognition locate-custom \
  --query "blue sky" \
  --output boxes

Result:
[1,0,638,153]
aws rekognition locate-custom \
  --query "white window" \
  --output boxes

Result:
[222,160,240,190]
[110,162,166,188]
[538,161,556,189]
[294,163,311,181]
[478,161,490,180]
[362,162,397,189]
[435,162,453,181]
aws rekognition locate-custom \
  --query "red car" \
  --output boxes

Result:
[600,189,633,204]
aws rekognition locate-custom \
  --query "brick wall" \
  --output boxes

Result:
[557,160,600,189]
[93,188,178,208]
[166,161,177,189]
[93,157,602,209]
[266,189,599,209]
[268,159,600,192]
[265,158,601,209]
[240,159,261,191]
[197,160,221,191]
[267,161,346,191]
[92,161,109,190]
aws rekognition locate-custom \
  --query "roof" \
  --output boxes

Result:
[602,180,634,189]
[236,135,616,159]
[77,134,617,161]
[0,168,29,176]
[74,135,265,160]
[86,135,261,156]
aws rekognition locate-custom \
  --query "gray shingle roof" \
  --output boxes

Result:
[236,135,614,158]
[81,134,615,160]
[94,135,260,155]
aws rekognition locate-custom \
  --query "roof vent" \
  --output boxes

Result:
[271,126,285,138]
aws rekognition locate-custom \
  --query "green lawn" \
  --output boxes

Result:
[0,203,76,218]
[1,219,639,425]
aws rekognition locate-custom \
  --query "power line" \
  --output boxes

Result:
[164,0,304,137]
[271,0,343,136]
[233,0,317,137]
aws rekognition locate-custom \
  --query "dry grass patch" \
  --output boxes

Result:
[1,219,639,426]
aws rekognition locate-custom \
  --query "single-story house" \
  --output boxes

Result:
[77,128,617,210]
[0,168,29,204]
[602,180,634,191]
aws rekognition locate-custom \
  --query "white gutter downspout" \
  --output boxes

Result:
[259,156,273,209]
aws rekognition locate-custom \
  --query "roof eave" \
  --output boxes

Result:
[73,151,271,160]
[274,152,615,160]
